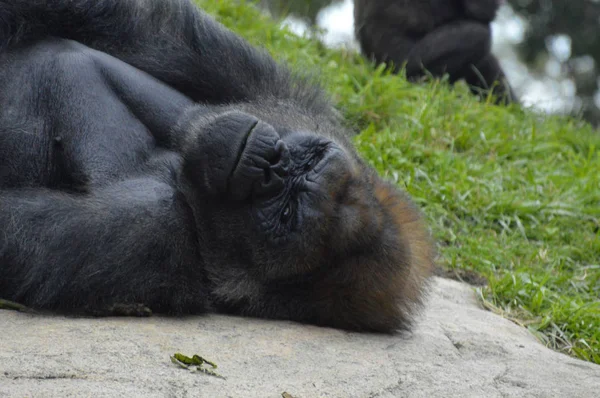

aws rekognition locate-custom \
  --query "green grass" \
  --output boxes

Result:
[198,0,600,364]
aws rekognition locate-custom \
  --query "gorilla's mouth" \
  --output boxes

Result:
[226,117,287,200]
[230,119,259,174]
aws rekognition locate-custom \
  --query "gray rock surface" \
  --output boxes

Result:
[1,277,598,398]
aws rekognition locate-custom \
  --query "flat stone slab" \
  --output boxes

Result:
[1,277,598,397]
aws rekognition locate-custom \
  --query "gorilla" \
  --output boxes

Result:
[354,0,517,104]
[0,0,434,332]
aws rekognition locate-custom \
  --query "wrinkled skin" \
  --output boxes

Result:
[355,0,517,104]
[0,0,434,332]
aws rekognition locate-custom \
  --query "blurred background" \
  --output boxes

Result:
[258,0,600,126]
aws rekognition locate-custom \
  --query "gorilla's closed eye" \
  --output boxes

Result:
[302,144,329,173]
[304,158,316,172]
[281,202,294,223]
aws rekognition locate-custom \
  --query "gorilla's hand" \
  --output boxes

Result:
[462,0,500,23]
[181,108,290,200]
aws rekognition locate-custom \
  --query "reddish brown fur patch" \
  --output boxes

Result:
[311,176,435,332]
[373,181,436,306]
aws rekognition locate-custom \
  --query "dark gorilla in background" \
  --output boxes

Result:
[0,0,434,332]
[354,0,517,104]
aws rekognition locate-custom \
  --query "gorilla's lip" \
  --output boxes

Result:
[229,119,259,179]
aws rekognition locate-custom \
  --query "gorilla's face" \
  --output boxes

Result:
[181,103,433,332]
[238,129,357,279]
[184,108,358,273]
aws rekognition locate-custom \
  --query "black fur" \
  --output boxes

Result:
[0,0,434,332]
[354,0,517,104]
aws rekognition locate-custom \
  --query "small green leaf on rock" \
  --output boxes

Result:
[170,353,225,379]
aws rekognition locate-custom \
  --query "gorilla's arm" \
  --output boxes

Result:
[0,179,206,313]
[0,0,294,105]
[87,45,197,149]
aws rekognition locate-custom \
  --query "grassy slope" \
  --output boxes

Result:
[198,0,600,363]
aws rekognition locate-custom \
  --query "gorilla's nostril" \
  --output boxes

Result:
[269,151,281,166]
[275,140,286,154]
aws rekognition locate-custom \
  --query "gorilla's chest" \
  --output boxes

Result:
[0,40,184,190]
[0,120,157,190]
